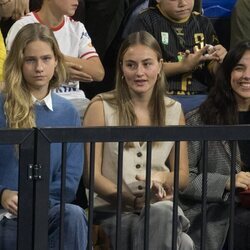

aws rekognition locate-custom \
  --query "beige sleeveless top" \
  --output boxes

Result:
[94,94,182,210]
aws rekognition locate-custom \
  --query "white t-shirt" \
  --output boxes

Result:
[6,12,98,95]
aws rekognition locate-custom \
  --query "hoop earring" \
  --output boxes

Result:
[121,75,125,80]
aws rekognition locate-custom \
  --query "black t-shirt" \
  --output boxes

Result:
[238,111,250,171]
[130,7,219,93]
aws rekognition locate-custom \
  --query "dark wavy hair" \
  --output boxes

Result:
[199,40,250,125]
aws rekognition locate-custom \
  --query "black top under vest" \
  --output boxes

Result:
[238,111,250,171]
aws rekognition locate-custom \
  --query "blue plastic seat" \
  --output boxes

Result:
[202,0,236,17]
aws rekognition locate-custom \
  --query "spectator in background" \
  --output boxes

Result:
[130,0,227,113]
[230,0,250,48]
[80,0,130,99]
[180,40,250,250]
[0,0,30,39]
[84,0,129,60]
[122,0,149,39]
[84,31,194,250]
[0,23,87,250]
[0,0,29,20]
[6,0,104,116]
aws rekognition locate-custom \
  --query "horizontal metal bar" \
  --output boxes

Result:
[39,125,250,143]
[0,129,33,144]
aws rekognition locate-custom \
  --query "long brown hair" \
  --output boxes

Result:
[108,31,168,126]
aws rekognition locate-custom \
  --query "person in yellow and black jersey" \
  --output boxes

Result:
[130,0,227,113]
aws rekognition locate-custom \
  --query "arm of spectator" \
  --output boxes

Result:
[83,98,135,207]
[13,0,29,20]
[202,18,227,74]
[49,110,84,207]
[167,111,189,190]
[180,112,232,202]
[181,139,231,202]
[0,189,18,216]
[64,55,105,82]
[225,171,250,191]
[50,142,84,207]
[207,44,227,74]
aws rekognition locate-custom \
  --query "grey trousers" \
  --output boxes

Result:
[101,200,194,250]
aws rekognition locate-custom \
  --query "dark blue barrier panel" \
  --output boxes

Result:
[203,0,236,17]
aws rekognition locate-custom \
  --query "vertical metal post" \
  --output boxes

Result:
[59,143,67,250]
[228,141,236,250]
[87,142,95,250]
[172,141,180,250]
[116,142,124,250]
[144,141,152,250]
[18,130,35,250]
[201,141,208,250]
[32,129,50,250]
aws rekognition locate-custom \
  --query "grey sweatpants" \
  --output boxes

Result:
[101,200,194,250]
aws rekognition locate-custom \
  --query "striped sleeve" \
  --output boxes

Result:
[77,22,99,59]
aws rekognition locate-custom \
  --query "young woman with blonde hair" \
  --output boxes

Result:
[0,23,87,250]
[84,31,194,250]
[6,0,105,116]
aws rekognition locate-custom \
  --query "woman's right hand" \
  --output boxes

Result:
[225,171,250,191]
[1,189,18,216]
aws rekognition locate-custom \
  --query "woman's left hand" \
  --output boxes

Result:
[136,174,173,202]
[151,181,173,201]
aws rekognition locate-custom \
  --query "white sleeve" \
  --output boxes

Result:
[6,21,27,52]
[78,22,98,59]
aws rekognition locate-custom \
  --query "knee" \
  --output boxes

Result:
[151,200,173,216]
[178,232,194,250]
[64,204,87,223]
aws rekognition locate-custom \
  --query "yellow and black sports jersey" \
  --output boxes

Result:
[130,7,220,94]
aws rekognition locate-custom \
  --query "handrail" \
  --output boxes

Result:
[1,125,250,249]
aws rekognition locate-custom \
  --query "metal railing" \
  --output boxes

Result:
[1,125,250,249]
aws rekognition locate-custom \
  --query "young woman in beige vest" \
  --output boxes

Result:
[84,31,194,250]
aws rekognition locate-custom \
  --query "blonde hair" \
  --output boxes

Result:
[103,31,168,126]
[3,23,68,128]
